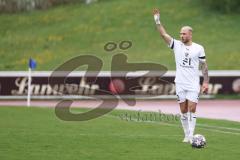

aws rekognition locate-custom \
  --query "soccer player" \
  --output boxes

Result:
[153,9,209,143]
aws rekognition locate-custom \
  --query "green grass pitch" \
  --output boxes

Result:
[0,106,239,160]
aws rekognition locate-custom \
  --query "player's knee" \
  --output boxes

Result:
[189,107,196,113]
[188,104,197,112]
[180,102,188,113]
[180,108,188,113]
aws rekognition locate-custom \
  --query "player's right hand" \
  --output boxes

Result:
[153,8,161,25]
[153,8,160,15]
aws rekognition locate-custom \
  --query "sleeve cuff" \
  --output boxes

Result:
[168,38,174,49]
[199,56,206,62]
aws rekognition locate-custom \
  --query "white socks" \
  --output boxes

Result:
[180,113,189,138]
[188,112,197,139]
[181,112,197,139]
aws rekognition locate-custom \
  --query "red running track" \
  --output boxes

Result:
[0,100,239,122]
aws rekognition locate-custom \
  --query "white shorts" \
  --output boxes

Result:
[176,84,200,103]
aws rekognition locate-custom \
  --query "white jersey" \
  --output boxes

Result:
[169,38,206,92]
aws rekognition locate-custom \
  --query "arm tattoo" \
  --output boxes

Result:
[200,61,209,83]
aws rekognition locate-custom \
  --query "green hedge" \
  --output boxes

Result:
[201,0,240,13]
[0,0,97,13]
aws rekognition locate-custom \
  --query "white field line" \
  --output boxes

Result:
[106,115,240,136]
[197,124,240,132]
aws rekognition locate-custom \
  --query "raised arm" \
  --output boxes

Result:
[153,9,172,45]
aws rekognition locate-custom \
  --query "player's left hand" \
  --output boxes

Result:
[201,82,208,94]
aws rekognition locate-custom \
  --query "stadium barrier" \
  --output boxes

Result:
[0,70,239,100]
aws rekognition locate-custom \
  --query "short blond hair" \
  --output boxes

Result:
[181,26,193,33]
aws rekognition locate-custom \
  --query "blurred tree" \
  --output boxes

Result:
[0,0,98,13]
[201,0,240,13]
